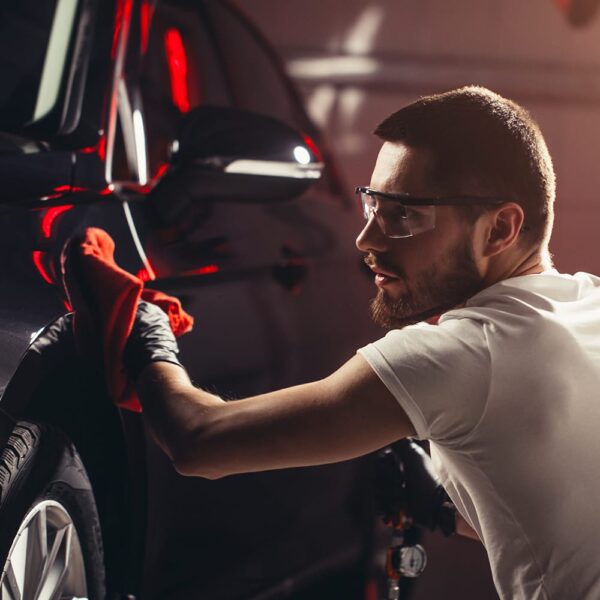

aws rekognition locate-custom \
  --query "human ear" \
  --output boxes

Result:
[483,202,525,257]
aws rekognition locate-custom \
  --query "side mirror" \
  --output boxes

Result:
[150,106,323,205]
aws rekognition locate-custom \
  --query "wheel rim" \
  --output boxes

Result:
[0,499,88,600]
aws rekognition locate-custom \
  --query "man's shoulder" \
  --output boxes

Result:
[446,271,600,318]
[363,317,489,364]
[469,270,600,303]
[432,271,600,357]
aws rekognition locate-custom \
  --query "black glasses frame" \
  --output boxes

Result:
[355,186,507,207]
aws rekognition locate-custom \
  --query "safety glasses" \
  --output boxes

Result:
[355,186,505,238]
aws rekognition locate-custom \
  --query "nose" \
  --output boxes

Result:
[356,213,388,253]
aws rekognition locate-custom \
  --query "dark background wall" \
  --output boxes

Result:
[234,0,600,276]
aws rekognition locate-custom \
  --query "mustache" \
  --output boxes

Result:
[363,253,405,279]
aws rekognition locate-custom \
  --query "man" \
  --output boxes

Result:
[125,86,600,599]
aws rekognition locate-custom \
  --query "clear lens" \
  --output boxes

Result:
[359,192,435,238]
[401,205,436,237]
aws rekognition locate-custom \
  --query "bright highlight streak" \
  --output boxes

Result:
[133,109,148,185]
[164,28,190,112]
[307,84,337,128]
[32,251,53,284]
[33,0,79,121]
[288,56,379,80]
[41,205,73,238]
[343,6,384,55]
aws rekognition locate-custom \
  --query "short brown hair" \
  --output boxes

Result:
[374,86,556,248]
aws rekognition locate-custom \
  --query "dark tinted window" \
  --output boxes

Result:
[140,1,230,176]
[0,1,78,131]
[203,2,305,127]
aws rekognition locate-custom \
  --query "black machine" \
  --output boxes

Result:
[374,441,457,600]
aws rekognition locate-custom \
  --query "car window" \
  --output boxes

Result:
[202,2,307,129]
[0,0,79,133]
[139,1,231,178]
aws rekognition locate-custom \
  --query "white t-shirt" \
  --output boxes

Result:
[358,271,600,600]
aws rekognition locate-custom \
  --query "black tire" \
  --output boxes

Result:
[0,420,106,599]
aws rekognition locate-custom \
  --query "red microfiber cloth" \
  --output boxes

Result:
[61,227,194,412]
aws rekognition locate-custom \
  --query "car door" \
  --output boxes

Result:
[123,1,380,598]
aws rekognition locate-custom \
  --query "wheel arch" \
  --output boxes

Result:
[0,420,107,599]
[0,336,147,596]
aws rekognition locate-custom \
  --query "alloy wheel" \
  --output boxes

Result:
[0,499,88,600]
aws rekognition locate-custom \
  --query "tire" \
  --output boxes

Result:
[0,420,106,599]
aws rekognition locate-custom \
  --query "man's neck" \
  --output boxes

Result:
[485,247,551,287]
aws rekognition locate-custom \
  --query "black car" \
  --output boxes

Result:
[0,1,379,598]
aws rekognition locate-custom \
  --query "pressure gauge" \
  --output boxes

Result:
[398,544,427,578]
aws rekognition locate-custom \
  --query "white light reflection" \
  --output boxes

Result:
[133,109,148,185]
[288,55,379,80]
[343,5,385,55]
[33,0,78,121]
[293,146,311,164]
[225,159,321,179]
[30,327,45,344]
[307,84,337,128]
[339,88,366,127]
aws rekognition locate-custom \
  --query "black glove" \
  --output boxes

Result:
[123,300,184,380]
[29,313,77,363]
[374,440,456,536]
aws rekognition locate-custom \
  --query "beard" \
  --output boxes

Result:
[365,236,485,329]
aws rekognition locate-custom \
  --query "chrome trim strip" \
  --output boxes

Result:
[105,0,133,184]
[117,79,138,176]
[122,200,156,280]
[224,160,323,179]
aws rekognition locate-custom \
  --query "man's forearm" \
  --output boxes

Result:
[136,361,225,474]
[134,354,415,478]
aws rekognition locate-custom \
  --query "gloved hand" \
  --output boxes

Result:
[123,300,185,380]
[374,440,456,536]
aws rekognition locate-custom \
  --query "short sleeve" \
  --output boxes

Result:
[357,318,491,445]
